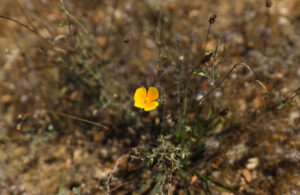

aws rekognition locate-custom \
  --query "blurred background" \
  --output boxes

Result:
[0,0,299,194]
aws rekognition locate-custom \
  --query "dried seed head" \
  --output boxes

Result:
[266,0,273,8]
[16,123,22,131]
[123,35,131,43]
[200,52,213,64]
[219,108,230,117]
[209,14,217,24]
[156,40,162,47]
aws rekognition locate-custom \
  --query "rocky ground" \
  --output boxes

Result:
[0,0,299,194]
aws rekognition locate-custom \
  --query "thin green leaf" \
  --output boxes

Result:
[196,172,234,193]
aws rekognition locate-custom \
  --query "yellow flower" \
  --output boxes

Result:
[134,87,159,111]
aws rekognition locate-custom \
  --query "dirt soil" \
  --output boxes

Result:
[0,0,299,195]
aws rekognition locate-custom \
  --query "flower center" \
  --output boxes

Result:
[144,97,150,104]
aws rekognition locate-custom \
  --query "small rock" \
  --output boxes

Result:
[278,16,290,26]
[246,157,259,170]
[94,167,111,180]
[54,146,67,158]
[189,9,201,18]
[289,111,299,125]
[73,149,83,162]
[190,175,198,184]
[97,36,107,48]
[1,94,12,104]
[242,169,253,182]
[145,38,156,49]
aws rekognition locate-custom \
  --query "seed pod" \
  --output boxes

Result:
[150,157,154,165]
[181,153,185,159]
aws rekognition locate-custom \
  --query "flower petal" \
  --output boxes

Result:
[144,101,159,111]
[135,99,145,108]
[134,87,146,108]
[147,87,159,101]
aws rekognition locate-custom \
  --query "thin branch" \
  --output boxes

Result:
[14,0,56,42]
[200,14,217,60]
[60,0,74,46]
[0,15,35,33]
[57,1,89,36]
[215,86,299,139]
[51,111,109,130]
[0,15,49,44]
[14,0,37,32]
[106,155,128,194]
[212,38,221,86]
[17,110,109,130]
[241,172,267,195]
[106,155,144,195]
[182,15,217,117]
[197,62,265,105]
[201,23,212,58]
[109,181,131,193]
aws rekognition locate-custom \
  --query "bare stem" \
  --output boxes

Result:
[202,23,212,57]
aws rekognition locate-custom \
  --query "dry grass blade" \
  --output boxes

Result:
[196,172,234,193]
[51,111,109,130]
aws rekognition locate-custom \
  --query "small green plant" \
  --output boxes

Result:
[129,135,189,194]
